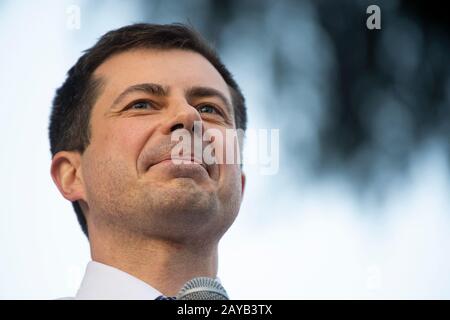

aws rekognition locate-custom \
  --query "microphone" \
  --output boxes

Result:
[176,277,229,300]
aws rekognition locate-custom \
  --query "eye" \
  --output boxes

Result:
[126,100,156,110]
[197,104,221,115]
[130,101,153,109]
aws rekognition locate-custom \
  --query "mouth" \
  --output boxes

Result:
[148,155,210,176]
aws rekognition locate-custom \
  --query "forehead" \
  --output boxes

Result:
[93,48,231,103]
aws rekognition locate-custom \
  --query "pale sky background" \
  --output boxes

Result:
[1,0,449,299]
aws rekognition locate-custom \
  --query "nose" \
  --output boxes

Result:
[163,100,205,135]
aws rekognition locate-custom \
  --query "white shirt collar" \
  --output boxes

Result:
[75,261,162,300]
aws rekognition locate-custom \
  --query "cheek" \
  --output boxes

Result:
[81,150,134,214]
[217,164,243,216]
[81,119,149,201]
[92,118,151,166]
[205,127,242,166]
[218,163,242,192]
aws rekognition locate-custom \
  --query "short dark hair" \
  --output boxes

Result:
[49,23,247,238]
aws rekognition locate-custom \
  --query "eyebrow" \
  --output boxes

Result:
[110,83,169,109]
[185,86,233,114]
[109,83,232,114]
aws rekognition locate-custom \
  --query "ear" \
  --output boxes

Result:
[240,171,246,197]
[50,151,86,203]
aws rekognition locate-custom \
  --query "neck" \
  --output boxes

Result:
[88,226,219,297]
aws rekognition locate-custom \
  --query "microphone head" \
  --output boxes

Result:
[176,277,229,300]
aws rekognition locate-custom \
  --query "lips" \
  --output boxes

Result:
[148,154,209,175]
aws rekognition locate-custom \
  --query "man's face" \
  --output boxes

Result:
[79,49,244,243]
